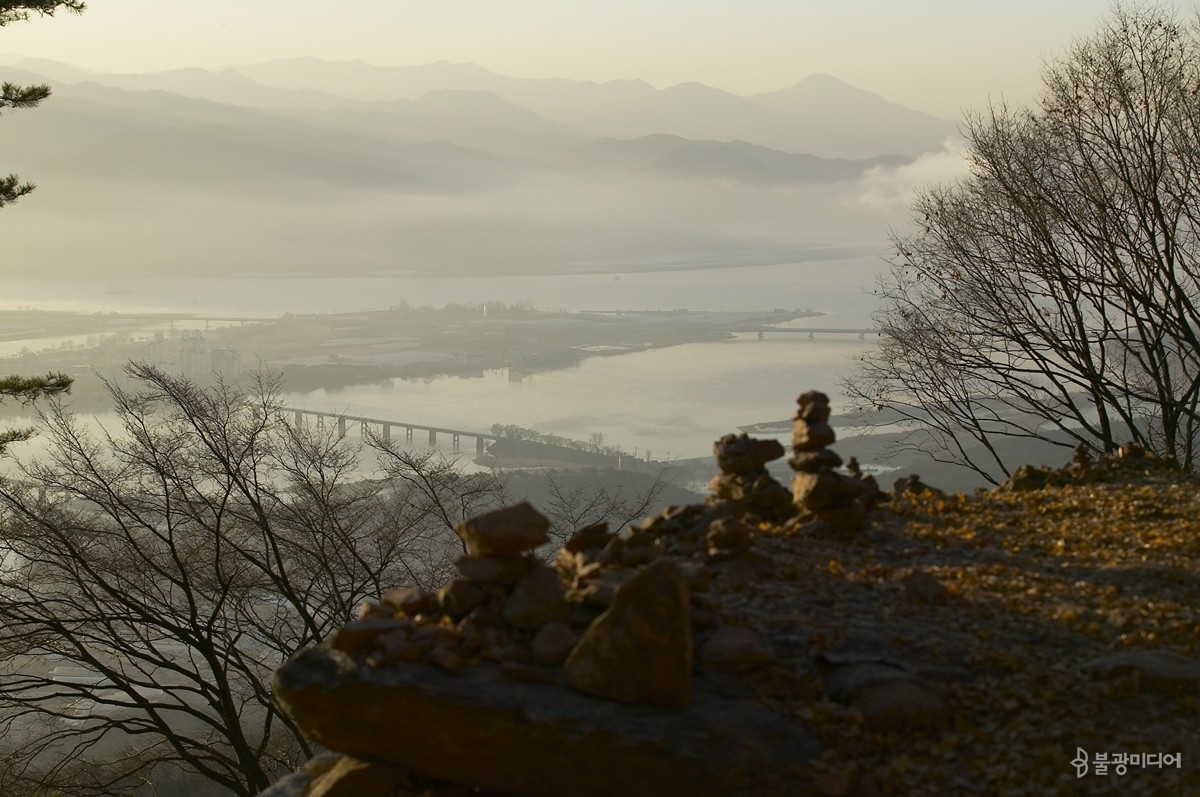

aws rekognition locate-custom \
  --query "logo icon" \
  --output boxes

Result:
[1071,748,1089,778]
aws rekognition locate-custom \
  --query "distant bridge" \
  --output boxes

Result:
[738,327,879,339]
[280,407,498,454]
[120,313,274,327]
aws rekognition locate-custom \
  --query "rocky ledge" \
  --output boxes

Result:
[265,392,1199,797]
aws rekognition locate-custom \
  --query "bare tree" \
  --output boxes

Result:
[846,5,1200,484]
[0,365,684,796]
[0,365,452,797]
[539,465,675,544]
[367,437,509,587]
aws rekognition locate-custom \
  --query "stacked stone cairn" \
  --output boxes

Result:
[706,432,792,522]
[789,390,873,534]
[330,501,570,677]
[269,403,893,796]
[270,495,811,797]
[324,500,704,710]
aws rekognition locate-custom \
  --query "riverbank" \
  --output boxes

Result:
[0,304,829,414]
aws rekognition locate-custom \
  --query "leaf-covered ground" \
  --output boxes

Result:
[728,461,1200,796]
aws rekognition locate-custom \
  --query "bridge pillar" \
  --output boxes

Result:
[452,433,460,451]
[382,423,391,441]
[338,417,347,436]
[316,415,325,429]
[476,437,485,455]
[294,411,302,425]
[808,331,815,340]
[428,429,437,446]
[406,427,413,442]
[361,421,370,437]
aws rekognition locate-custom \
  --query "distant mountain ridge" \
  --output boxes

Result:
[0,55,929,278]
[3,55,955,159]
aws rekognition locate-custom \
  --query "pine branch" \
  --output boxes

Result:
[0,1,85,27]
[0,81,52,110]
[0,173,36,207]
[0,372,72,402]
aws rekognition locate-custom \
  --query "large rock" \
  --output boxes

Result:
[791,422,835,451]
[531,622,578,667]
[563,559,693,709]
[713,433,785,475]
[455,502,550,557]
[455,554,529,586]
[795,390,832,422]
[788,449,843,473]
[791,471,867,511]
[503,564,572,631]
[273,650,820,797]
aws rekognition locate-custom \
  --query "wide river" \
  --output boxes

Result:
[3,253,889,461]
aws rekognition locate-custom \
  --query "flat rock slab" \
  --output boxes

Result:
[1080,649,1200,690]
[273,649,820,797]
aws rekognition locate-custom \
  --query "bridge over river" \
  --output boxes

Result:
[736,327,879,339]
[280,407,498,454]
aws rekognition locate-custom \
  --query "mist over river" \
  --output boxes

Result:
[2,255,887,461]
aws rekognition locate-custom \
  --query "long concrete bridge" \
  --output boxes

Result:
[738,327,879,339]
[280,407,499,454]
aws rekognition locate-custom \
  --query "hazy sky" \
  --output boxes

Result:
[2,1,1196,118]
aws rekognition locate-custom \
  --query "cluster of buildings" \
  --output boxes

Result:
[3,329,244,384]
[146,330,244,380]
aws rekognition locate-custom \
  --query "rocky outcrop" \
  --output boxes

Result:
[999,440,1182,491]
[265,391,898,797]
[271,486,826,796]
[259,389,1200,796]
[273,650,819,797]
[268,482,830,792]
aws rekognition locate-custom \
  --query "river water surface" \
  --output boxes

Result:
[3,254,889,460]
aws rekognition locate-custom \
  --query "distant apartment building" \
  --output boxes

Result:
[211,345,243,379]
[145,330,243,380]
[178,330,208,376]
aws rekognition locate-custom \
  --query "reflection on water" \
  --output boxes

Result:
[287,334,872,460]
[3,335,871,467]
[2,255,887,462]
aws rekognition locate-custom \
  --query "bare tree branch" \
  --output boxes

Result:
[846,6,1200,483]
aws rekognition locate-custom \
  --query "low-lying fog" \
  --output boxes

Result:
[0,57,963,279]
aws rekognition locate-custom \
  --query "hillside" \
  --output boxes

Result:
[263,398,1199,797]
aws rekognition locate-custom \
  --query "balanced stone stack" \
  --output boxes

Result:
[324,501,697,710]
[271,497,819,797]
[329,501,567,675]
[789,390,870,534]
[706,432,792,521]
